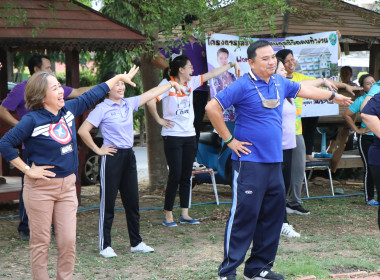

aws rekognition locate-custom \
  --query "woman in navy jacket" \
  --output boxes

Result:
[0,67,138,280]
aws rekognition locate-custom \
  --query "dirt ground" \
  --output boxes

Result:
[0,176,379,280]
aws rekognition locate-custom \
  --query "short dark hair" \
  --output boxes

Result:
[101,72,118,83]
[182,14,198,30]
[276,49,294,61]
[28,54,50,75]
[340,66,353,74]
[358,73,373,87]
[217,48,229,57]
[247,40,271,61]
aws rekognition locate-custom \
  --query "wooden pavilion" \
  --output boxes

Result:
[0,0,146,201]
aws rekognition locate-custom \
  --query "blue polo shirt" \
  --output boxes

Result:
[348,92,373,136]
[86,96,141,149]
[361,93,380,166]
[215,71,300,163]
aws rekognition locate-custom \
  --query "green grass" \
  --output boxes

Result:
[0,186,379,279]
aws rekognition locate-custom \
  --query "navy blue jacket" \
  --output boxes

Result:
[0,82,110,177]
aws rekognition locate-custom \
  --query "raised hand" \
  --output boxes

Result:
[121,65,140,87]
[233,62,241,78]
[171,81,186,95]
[345,84,362,96]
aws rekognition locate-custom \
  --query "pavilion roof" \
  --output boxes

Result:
[0,0,146,52]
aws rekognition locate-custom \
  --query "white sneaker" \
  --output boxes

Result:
[281,223,300,238]
[131,242,154,253]
[193,161,206,170]
[100,246,117,258]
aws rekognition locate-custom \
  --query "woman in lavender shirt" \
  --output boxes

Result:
[78,72,183,258]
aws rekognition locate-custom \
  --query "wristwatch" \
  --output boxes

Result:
[329,91,336,101]
[24,165,30,173]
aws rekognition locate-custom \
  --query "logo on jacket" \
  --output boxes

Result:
[49,117,72,144]
[245,190,253,195]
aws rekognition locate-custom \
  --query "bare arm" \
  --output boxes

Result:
[10,156,55,180]
[205,99,251,157]
[330,80,360,96]
[151,53,169,70]
[203,61,241,82]
[297,85,352,106]
[362,113,380,137]
[78,121,117,156]
[0,105,19,126]
[139,81,184,106]
[67,86,94,99]
[342,108,369,134]
[105,65,139,89]
[146,98,174,129]
[360,95,372,111]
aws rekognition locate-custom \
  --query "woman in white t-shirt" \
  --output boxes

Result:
[147,54,240,227]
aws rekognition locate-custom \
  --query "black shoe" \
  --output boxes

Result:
[218,275,236,280]
[245,270,284,280]
[19,231,30,242]
[286,203,310,215]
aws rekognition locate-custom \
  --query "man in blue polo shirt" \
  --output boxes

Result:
[206,40,352,280]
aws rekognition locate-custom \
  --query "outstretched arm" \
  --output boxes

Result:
[0,105,19,126]
[152,53,169,70]
[139,81,184,106]
[67,86,94,99]
[203,62,241,83]
[297,85,352,106]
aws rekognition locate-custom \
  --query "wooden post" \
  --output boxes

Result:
[65,48,80,88]
[369,44,380,81]
[0,47,8,179]
[0,47,8,101]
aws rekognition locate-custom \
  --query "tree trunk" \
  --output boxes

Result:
[139,114,145,147]
[140,53,168,190]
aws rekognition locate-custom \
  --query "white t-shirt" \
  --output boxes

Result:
[156,75,203,137]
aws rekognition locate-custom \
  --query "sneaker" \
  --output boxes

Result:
[286,203,310,215]
[193,161,206,170]
[367,199,379,206]
[180,216,200,225]
[100,246,117,258]
[162,218,178,227]
[218,275,236,280]
[19,231,30,242]
[244,270,284,280]
[281,223,301,238]
[131,242,154,253]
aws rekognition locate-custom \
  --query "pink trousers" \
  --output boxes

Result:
[24,173,77,280]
